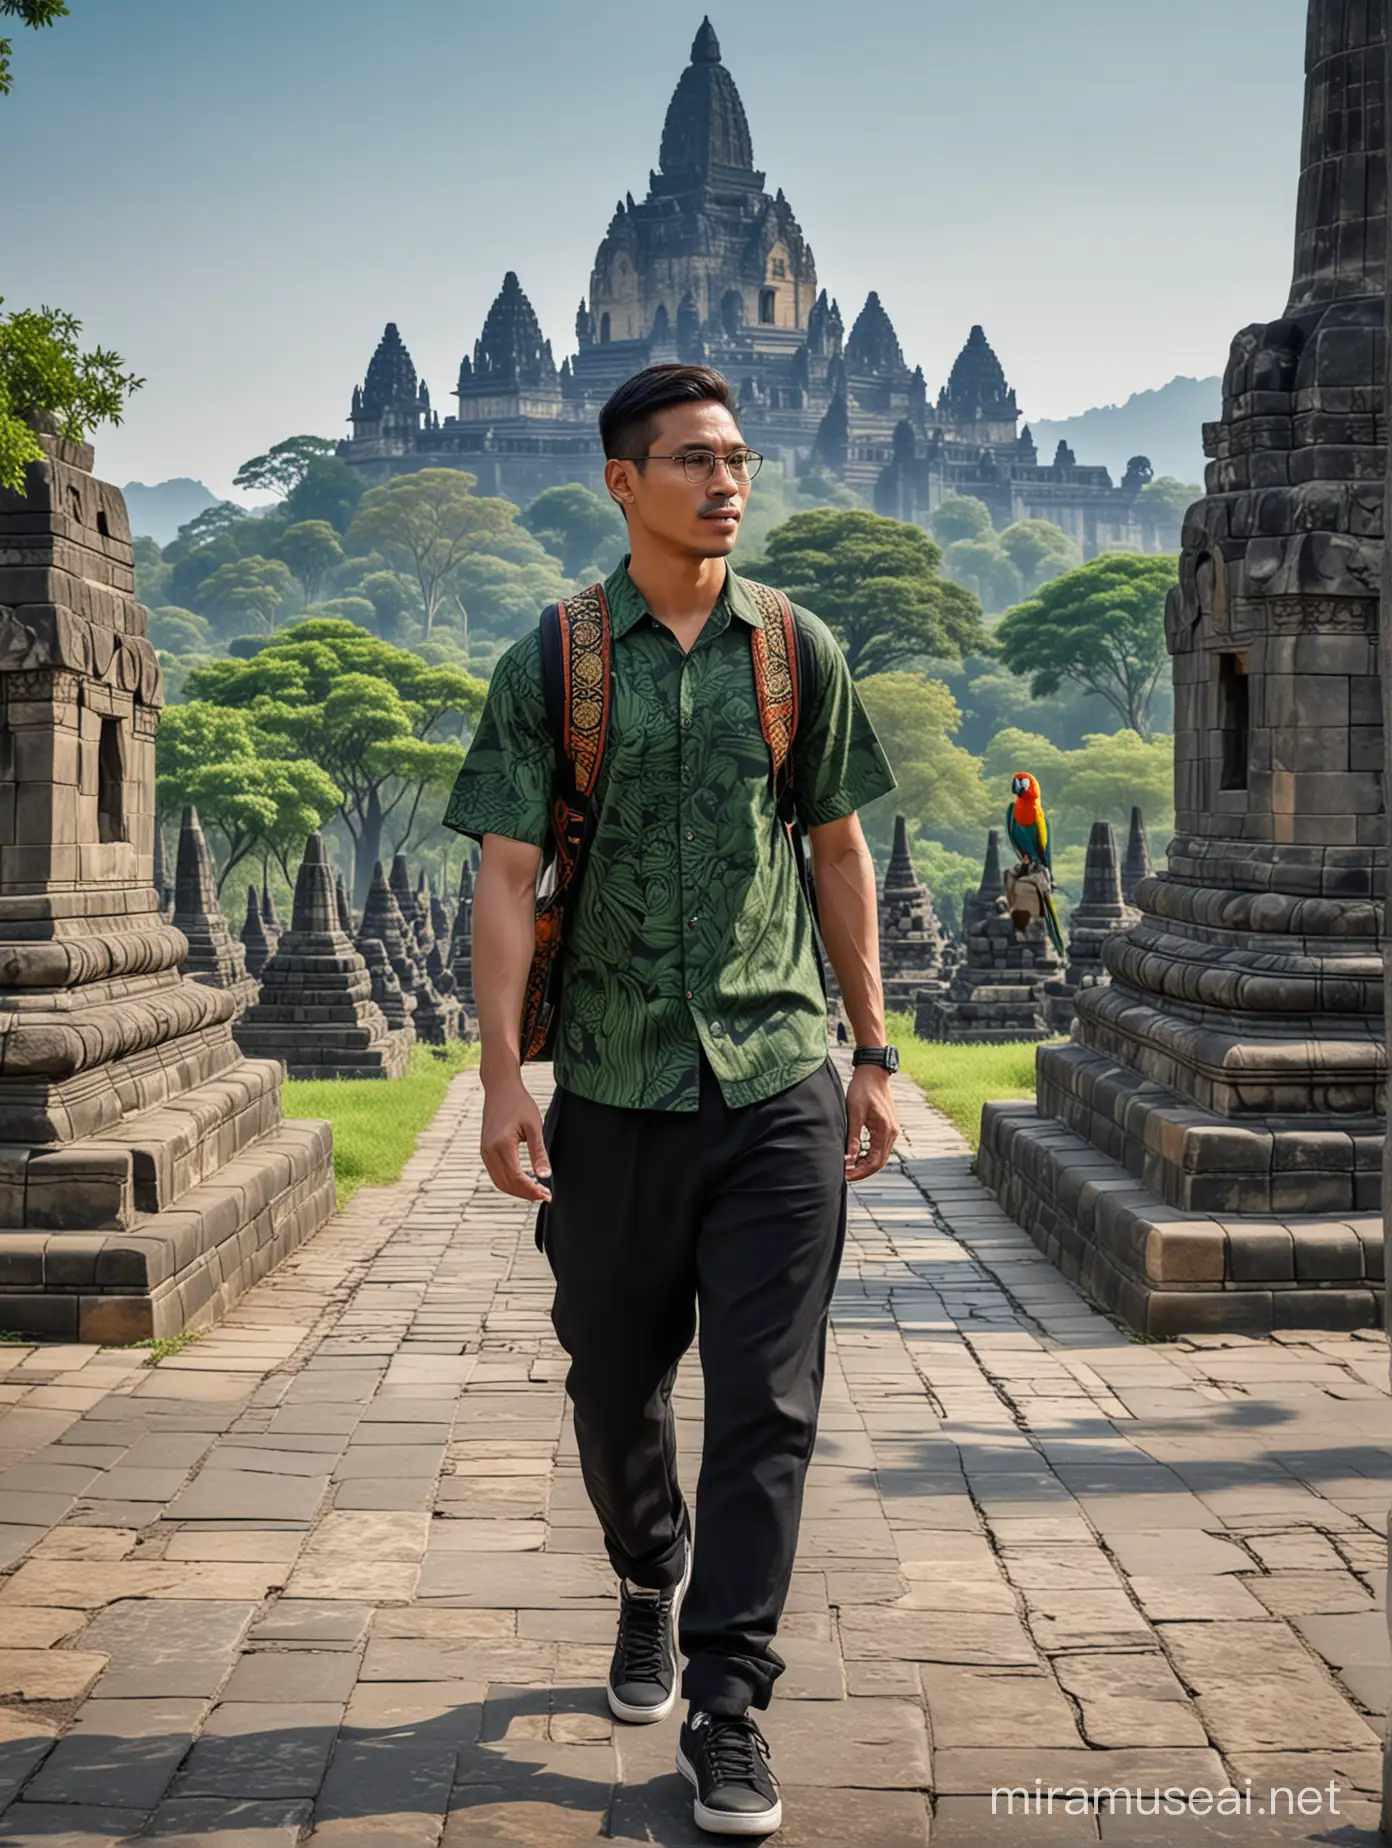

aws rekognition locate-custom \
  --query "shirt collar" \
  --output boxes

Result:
[602,556,764,639]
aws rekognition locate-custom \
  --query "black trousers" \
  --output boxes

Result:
[536,1053,848,1715]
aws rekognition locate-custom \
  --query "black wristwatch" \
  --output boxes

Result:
[852,1044,899,1074]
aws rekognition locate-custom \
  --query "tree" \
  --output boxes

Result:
[283,456,364,532]
[156,702,342,889]
[233,435,336,502]
[758,509,989,677]
[196,555,295,636]
[929,493,993,548]
[942,537,1022,615]
[524,483,625,577]
[1138,476,1202,550]
[996,553,1177,740]
[133,534,172,608]
[275,520,343,605]
[353,570,420,639]
[148,607,212,654]
[855,673,992,850]
[452,552,570,644]
[186,618,485,903]
[997,518,1082,592]
[0,0,66,96]
[347,469,518,638]
[0,301,143,494]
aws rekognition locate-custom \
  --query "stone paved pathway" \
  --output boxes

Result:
[0,1067,1388,1845]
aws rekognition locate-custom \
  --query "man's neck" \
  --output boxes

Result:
[625,542,727,648]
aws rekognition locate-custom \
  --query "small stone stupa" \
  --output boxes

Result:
[334,870,353,936]
[235,834,410,1078]
[241,884,274,978]
[261,881,283,953]
[389,856,458,1043]
[878,816,943,1011]
[915,830,1059,1043]
[172,807,259,1018]
[153,825,173,917]
[360,936,415,1039]
[1121,806,1151,905]
[430,887,452,946]
[449,857,477,1021]
[1044,821,1138,1035]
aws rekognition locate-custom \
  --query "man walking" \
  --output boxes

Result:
[444,363,900,1837]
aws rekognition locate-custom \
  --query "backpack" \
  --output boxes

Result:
[519,577,821,1062]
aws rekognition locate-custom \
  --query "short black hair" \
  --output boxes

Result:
[599,363,736,462]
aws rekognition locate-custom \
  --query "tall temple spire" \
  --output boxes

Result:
[659,15,755,179]
[938,325,1018,426]
[845,292,905,375]
[1286,0,1386,309]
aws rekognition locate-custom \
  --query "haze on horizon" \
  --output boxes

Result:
[0,0,1307,497]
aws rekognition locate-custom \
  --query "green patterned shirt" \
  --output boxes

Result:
[443,559,895,1111]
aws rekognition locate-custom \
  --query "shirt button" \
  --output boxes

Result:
[684,828,694,842]
[687,917,697,930]
[682,716,692,730]
[685,989,694,1001]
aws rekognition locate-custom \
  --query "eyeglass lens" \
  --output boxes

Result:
[682,450,762,482]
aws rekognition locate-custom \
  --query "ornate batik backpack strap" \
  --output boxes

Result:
[522,582,612,1062]
[555,581,612,801]
[746,580,800,807]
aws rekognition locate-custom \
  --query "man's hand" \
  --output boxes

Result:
[844,1064,900,1183]
[481,1073,552,1202]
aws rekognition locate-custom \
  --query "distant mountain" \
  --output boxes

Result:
[122,477,227,546]
[1027,376,1221,489]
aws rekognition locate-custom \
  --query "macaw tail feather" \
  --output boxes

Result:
[1042,888,1066,958]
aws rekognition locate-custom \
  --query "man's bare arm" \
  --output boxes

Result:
[473,833,551,1202]
[807,812,901,1181]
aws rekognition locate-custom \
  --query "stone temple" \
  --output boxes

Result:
[915,831,1058,1043]
[979,0,1385,1335]
[339,20,1165,558]
[0,433,334,1340]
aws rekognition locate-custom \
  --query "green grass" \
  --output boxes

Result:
[123,1328,205,1366]
[887,1010,1044,1151]
[282,1040,480,1207]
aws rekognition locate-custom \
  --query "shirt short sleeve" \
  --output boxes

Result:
[790,606,896,828]
[442,630,553,846]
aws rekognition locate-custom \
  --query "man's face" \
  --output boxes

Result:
[604,401,751,558]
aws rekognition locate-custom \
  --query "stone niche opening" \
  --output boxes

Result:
[1218,651,1249,792]
[96,714,127,843]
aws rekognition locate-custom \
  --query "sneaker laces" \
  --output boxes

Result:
[697,1714,775,1788]
[616,1584,669,1682]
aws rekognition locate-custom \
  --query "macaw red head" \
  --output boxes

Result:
[1011,771,1038,800]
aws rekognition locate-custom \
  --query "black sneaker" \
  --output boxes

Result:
[606,1539,691,1723]
[676,1710,782,1837]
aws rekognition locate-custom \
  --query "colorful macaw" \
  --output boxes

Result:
[1007,770,1065,955]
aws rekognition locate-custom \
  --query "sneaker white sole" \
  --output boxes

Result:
[675,1744,783,1837]
[606,1539,693,1725]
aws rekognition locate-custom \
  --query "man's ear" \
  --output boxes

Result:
[604,457,636,510]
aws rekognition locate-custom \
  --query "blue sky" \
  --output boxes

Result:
[2,0,1307,495]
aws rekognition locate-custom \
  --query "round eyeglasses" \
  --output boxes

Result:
[629,449,764,484]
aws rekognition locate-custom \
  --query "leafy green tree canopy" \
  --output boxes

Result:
[929,493,993,548]
[995,552,1177,740]
[274,520,343,605]
[981,725,1173,847]
[347,469,518,637]
[186,619,485,901]
[233,435,336,501]
[196,555,295,636]
[0,301,143,493]
[148,607,212,654]
[942,537,1022,616]
[283,455,365,532]
[758,508,990,678]
[0,0,66,96]
[997,518,1082,591]
[854,672,991,851]
[1137,476,1202,548]
[523,483,625,578]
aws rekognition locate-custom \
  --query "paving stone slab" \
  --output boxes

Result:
[171,1701,341,1800]
[22,1696,207,1809]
